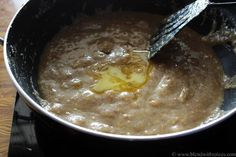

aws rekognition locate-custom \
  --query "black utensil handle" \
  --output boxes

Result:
[0,37,3,45]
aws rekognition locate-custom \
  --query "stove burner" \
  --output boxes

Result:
[8,93,236,157]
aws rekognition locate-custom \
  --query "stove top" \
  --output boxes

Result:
[7,93,236,157]
[7,94,44,157]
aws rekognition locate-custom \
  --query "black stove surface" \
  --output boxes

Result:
[8,94,236,157]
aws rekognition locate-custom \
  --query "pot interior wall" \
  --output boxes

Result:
[6,0,236,111]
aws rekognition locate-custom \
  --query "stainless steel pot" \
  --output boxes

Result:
[2,0,236,141]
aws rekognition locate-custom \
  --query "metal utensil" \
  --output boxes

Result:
[148,0,236,59]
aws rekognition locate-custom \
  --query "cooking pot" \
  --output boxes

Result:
[1,0,236,140]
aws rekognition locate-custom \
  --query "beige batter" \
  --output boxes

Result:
[38,12,224,135]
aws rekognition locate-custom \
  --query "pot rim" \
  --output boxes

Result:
[3,0,236,141]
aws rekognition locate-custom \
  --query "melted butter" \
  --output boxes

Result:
[92,52,152,93]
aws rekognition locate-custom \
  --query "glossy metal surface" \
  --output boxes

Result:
[149,0,209,58]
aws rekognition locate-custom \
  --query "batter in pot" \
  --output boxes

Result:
[38,12,224,135]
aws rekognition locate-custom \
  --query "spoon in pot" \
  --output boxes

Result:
[148,0,236,59]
